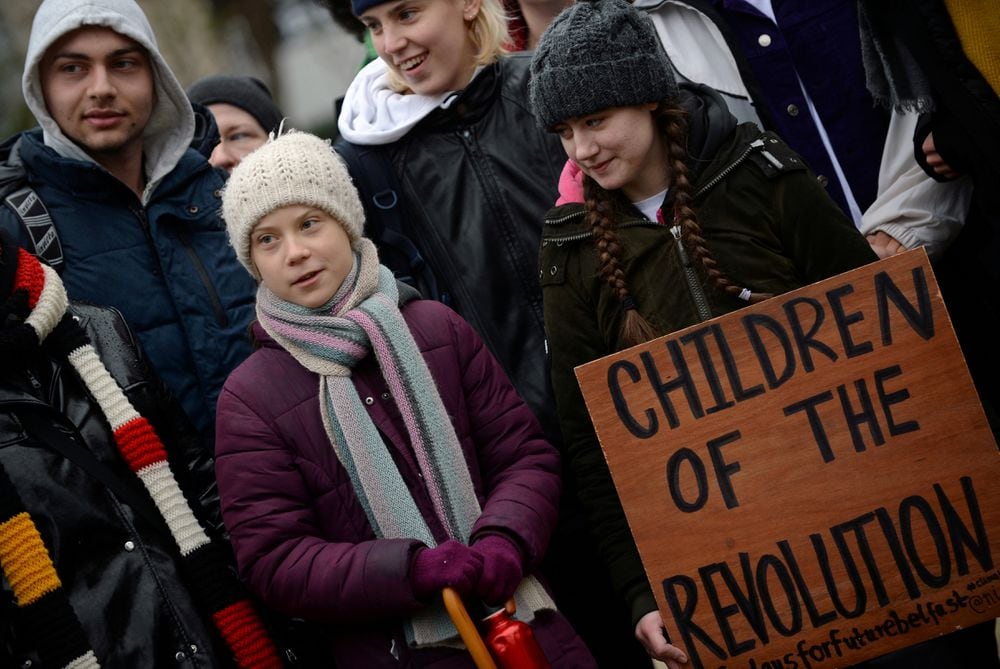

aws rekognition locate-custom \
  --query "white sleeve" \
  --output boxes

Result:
[860,110,972,259]
[643,0,763,127]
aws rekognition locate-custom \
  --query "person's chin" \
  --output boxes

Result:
[593,175,623,193]
[408,79,444,96]
[77,131,130,155]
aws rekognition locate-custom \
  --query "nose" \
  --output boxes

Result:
[284,235,310,264]
[573,130,598,163]
[209,142,237,172]
[381,23,406,56]
[87,65,116,99]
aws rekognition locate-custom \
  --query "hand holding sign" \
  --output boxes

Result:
[576,251,1000,669]
[636,610,689,668]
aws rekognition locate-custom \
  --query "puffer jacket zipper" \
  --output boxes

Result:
[175,226,229,328]
[131,204,229,328]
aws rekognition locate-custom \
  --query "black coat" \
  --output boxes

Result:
[860,0,1000,434]
[0,303,225,667]
[336,54,567,440]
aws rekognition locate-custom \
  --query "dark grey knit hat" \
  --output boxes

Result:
[528,0,679,129]
[187,75,284,134]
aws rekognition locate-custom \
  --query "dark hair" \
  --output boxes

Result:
[583,102,772,347]
[314,0,367,41]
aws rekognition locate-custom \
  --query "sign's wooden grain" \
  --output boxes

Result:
[575,250,1000,669]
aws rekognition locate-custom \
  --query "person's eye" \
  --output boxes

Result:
[302,218,319,230]
[399,8,418,21]
[59,63,83,74]
[112,58,138,70]
[256,234,275,246]
[555,126,572,140]
[585,117,603,128]
[362,20,381,34]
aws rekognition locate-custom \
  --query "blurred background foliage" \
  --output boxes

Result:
[0,0,366,141]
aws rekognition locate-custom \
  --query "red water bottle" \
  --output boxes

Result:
[481,607,552,669]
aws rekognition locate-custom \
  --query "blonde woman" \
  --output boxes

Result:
[336,0,566,443]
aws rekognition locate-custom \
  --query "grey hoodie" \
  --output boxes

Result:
[22,0,196,203]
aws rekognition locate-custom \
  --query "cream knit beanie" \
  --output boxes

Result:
[221,130,365,278]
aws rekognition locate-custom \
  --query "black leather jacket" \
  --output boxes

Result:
[337,54,567,438]
[0,303,224,667]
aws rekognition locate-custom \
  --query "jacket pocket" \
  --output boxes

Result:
[539,240,570,287]
[0,414,27,447]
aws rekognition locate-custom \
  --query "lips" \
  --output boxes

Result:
[586,158,613,174]
[293,270,321,286]
[83,109,126,127]
[397,54,427,72]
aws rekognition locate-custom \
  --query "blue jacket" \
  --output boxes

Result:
[0,129,256,441]
[709,0,890,219]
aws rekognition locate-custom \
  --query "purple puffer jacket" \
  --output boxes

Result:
[215,298,595,668]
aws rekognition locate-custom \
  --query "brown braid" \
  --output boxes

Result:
[583,102,773,346]
[583,177,659,347]
[655,104,773,305]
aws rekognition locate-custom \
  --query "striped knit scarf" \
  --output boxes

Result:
[858,3,936,113]
[256,238,553,648]
[0,245,283,669]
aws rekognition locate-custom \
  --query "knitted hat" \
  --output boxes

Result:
[222,130,365,278]
[351,0,385,16]
[187,74,284,134]
[528,0,679,129]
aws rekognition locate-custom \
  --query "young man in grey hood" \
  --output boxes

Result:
[1,0,257,444]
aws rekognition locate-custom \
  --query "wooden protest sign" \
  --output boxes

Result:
[575,250,1000,669]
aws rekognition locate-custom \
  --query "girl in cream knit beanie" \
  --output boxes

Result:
[221,130,365,278]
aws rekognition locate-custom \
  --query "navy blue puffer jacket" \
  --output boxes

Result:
[0,129,256,442]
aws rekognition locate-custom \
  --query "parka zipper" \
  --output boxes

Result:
[671,224,712,320]
[543,220,652,244]
[694,137,782,199]
[543,218,713,320]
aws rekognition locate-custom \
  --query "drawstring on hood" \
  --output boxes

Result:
[22,0,196,203]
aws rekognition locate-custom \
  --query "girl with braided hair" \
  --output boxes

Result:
[528,0,877,665]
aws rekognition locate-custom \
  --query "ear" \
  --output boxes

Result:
[462,0,482,22]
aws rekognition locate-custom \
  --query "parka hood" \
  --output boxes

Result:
[22,0,196,203]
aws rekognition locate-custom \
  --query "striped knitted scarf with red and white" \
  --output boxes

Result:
[0,244,283,669]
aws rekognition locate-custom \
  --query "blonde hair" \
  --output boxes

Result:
[386,0,509,93]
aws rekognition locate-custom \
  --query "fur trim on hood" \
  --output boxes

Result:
[22,0,196,203]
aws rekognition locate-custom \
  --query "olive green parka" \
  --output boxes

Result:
[540,92,878,626]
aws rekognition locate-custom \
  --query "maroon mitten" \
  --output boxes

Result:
[470,534,524,605]
[410,539,484,600]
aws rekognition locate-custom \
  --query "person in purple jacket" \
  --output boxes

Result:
[215,129,595,668]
